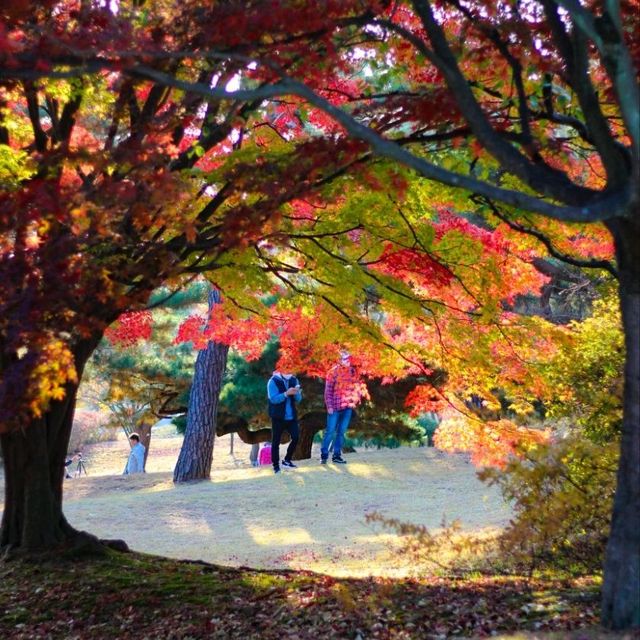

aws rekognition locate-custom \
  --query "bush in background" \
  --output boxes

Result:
[68,409,119,452]
[172,415,188,435]
[545,293,624,444]
[479,434,617,575]
[367,434,616,578]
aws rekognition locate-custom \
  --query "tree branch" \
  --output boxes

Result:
[474,195,619,278]
[445,0,534,148]
[541,1,628,184]
[126,66,628,221]
[410,0,604,206]
[3,51,630,222]
[552,0,639,168]
[23,82,47,152]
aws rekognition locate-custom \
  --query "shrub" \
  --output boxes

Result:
[433,415,550,468]
[545,294,624,443]
[416,412,440,446]
[365,512,500,576]
[172,415,187,434]
[68,410,118,452]
[479,434,617,575]
[367,435,616,578]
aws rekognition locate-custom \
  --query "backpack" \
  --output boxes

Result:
[258,443,272,466]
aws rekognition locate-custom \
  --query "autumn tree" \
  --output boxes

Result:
[111,1,635,626]
[2,1,638,629]
[0,0,555,552]
[0,1,395,555]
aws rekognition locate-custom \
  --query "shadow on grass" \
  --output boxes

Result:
[0,550,621,640]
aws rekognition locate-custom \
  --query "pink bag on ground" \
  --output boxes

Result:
[258,443,272,466]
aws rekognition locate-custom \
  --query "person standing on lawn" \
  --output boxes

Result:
[267,370,302,474]
[123,432,146,474]
[321,351,367,464]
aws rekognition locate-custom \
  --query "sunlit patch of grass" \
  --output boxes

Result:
[57,446,513,580]
[247,525,315,546]
[340,462,395,479]
[163,511,216,536]
[137,479,175,494]
[242,572,285,591]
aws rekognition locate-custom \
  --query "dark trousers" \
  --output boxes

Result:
[271,418,299,470]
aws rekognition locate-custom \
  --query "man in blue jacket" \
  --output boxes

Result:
[123,432,146,474]
[267,370,302,474]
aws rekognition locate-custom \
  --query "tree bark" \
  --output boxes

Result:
[601,216,640,630]
[173,289,229,482]
[135,422,152,469]
[292,425,316,460]
[0,338,113,554]
[292,412,326,460]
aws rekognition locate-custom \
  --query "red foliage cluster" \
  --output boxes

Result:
[173,314,208,350]
[434,209,509,254]
[104,311,153,347]
[270,309,333,377]
[206,305,271,360]
[174,306,270,360]
[374,242,454,286]
[180,0,381,48]
[404,384,449,416]
[366,89,461,132]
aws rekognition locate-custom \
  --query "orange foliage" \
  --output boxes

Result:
[433,415,550,469]
[28,339,78,419]
[405,384,449,416]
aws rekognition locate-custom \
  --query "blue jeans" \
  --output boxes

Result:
[321,408,353,459]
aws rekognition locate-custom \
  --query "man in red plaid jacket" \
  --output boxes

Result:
[321,351,367,464]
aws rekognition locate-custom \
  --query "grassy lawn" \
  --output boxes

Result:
[1,550,628,639]
[1,446,634,638]
[41,446,513,578]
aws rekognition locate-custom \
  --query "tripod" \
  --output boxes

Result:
[65,454,87,478]
[74,457,88,477]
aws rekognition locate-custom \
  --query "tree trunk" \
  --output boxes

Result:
[136,422,152,468]
[292,424,323,460]
[290,411,325,460]
[0,338,113,554]
[173,289,229,482]
[601,218,640,630]
[292,425,315,460]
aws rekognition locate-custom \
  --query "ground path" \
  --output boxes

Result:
[38,433,512,578]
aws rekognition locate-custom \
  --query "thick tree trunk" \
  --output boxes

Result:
[173,289,229,482]
[136,422,152,468]
[292,425,316,460]
[601,218,640,630]
[0,338,114,554]
[1,407,72,551]
[292,413,325,460]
